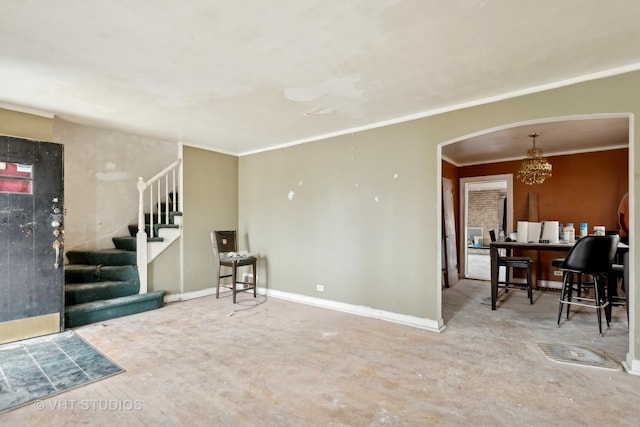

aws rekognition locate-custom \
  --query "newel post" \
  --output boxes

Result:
[137,177,148,294]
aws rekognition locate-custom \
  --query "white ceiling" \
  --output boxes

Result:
[1,1,639,158]
[442,115,631,166]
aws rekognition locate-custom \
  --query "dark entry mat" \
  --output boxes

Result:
[0,330,123,413]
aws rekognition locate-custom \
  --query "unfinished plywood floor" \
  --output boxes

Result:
[1,281,638,426]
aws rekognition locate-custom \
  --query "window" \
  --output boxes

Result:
[0,161,33,194]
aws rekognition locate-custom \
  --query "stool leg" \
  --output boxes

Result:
[599,274,610,329]
[527,264,533,304]
[506,265,511,292]
[252,261,257,298]
[566,272,574,320]
[605,272,618,324]
[626,301,630,325]
[216,266,221,299]
[232,265,237,304]
[594,275,604,336]
[558,272,569,326]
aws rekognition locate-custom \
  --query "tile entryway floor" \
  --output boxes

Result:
[0,331,122,413]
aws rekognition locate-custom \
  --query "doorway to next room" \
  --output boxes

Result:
[459,174,513,281]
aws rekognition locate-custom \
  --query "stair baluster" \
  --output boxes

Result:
[136,159,182,293]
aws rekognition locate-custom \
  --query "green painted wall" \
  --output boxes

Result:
[239,70,639,363]
[149,239,181,294]
[239,123,433,317]
[182,146,238,293]
[0,108,52,141]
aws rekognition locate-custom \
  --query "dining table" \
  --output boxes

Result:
[488,240,629,310]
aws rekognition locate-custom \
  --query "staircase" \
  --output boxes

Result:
[64,254,165,328]
[64,160,182,328]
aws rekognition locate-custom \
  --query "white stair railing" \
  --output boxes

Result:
[136,159,182,293]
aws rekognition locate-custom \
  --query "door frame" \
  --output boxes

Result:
[459,174,513,280]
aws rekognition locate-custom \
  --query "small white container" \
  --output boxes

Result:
[563,223,575,243]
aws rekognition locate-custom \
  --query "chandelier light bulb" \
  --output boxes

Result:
[517,133,552,185]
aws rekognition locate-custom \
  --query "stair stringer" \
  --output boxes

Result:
[148,225,181,262]
[138,214,182,293]
[136,159,182,295]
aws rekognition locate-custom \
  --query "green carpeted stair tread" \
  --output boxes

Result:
[112,236,164,251]
[127,211,182,237]
[63,201,176,327]
[65,280,140,305]
[66,249,137,266]
[65,264,139,283]
[127,225,180,238]
[142,211,182,227]
[128,224,149,237]
[65,291,166,328]
[112,236,137,251]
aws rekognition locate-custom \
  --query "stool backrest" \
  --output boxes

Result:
[212,230,237,256]
[562,235,619,274]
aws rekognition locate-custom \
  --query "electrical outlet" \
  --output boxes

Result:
[553,270,563,276]
[316,284,324,292]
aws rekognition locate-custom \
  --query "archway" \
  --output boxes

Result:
[438,113,632,353]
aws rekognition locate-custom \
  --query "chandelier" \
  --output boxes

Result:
[517,133,552,185]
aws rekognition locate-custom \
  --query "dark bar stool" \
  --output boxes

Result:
[556,235,619,336]
[551,258,593,314]
[490,230,534,304]
[606,251,628,324]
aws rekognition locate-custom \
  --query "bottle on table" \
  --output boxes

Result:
[563,223,575,243]
[580,223,588,238]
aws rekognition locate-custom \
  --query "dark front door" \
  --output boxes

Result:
[0,136,64,340]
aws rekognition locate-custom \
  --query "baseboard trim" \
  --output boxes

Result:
[538,280,562,290]
[164,287,218,302]
[166,286,444,332]
[623,353,640,376]
[261,287,445,333]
